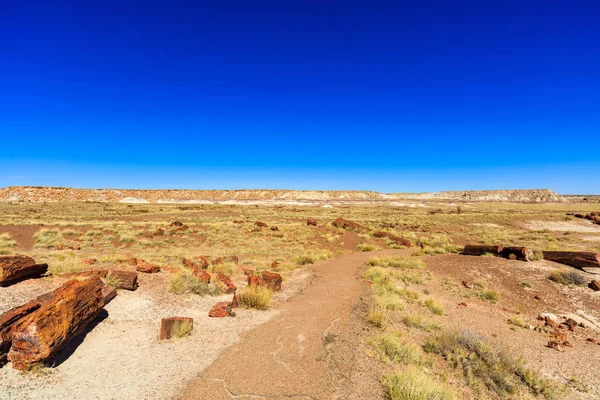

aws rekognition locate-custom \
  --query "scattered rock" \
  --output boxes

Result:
[136,260,160,273]
[107,270,139,291]
[247,274,267,288]
[230,294,240,308]
[86,258,97,265]
[216,273,236,294]
[458,302,468,307]
[160,317,193,340]
[209,302,236,318]
[153,228,165,236]
[71,244,81,251]
[332,217,368,232]
[183,258,198,270]
[538,313,559,323]
[57,244,64,251]
[255,221,268,228]
[586,338,598,344]
[547,341,564,351]
[551,330,567,342]
[462,280,474,289]
[534,295,542,301]
[270,226,279,231]
[242,267,255,276]
[261,271,282,291]
[372,231,412,247]
[589,280,600,291]
[212,258,223,265]
[192,268,211,284]
[196,256,209,269]
[307,218,317,226]
[271,261,280,269]
[563,318,578,331]
[170,221,184,227]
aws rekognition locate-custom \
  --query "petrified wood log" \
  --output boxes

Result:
[499,246,534,261]
[261,271,282,292]
[0,301,41,367]
[542,251,600,270]
[8,277,105,370]
[332,217,368,231]
[0,256,48,285]
[372,231,413,247]
[107,270,138,291]
[461,245,503,257]
[101,285,117,306]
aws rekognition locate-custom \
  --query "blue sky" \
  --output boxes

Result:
[1,1,599,193]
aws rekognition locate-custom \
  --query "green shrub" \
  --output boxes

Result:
[237,285,273,310]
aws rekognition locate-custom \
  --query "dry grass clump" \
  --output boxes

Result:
[42,252,84,276]
[479,290,501,303]
[424,331,560,399]
[0,233,17,254]
[548,270,587,287]
[367,309,387,329]
[383,366,456,400]
[295,255,315,265]
[33,229,64,248]
[237,285,273,310]
[364,266,388,283]
[370,332,427,366]
[368,256,425,269]
[402,314,440,332]
[170,271,222,296]
[171,319,193,338]
[358,243,379,252]
[424,298,445,315]
[102,272,124,289]
[376,293,405,311]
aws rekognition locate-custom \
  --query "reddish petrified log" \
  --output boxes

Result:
[101,285,117,306]
[332,217,368,231]
[589,280,600,291]
[461,245,503,257]
[183,258,198,270]
[247,274,267,288]
[255,221,268,228]
[499,246,534,261]
[136,259,160,273]
[107,270,138,290]
[8,277,105,370]
[160,317,193,340]
[542,251,600,270]
[261,272,282,292]
[372,231,412,247]
[216,273,236,294]
[307,218,317,226]
[0,256,48,285]
[0,301,41,367]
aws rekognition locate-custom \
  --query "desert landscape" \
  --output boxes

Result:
[0,187,599,400]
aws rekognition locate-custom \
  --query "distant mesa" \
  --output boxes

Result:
[0,186,579,204]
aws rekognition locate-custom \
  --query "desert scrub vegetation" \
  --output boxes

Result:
[376,293,405,311]
[237,285,273,310]
[41,252,84,276]
[383,366,456,400]
[370,332,429,366]
[170,271,222,296]
[548,269,587,287]
[402,314,440,332]
[357,243,379,252]
[479,290,501,303]
[171,319,193,339]
[413,234,460,255]
[424,331,560,399]
[424,298,445,315]
[0,232,16,254]
[33,228,64,248]
[367,309,387,329]
[368,256,425,269]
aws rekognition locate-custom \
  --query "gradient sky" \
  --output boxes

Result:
[1,1,599,193]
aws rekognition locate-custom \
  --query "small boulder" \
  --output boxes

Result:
[57,244,64,251]
[71,244,81,251]
[547,341,564,352]
[183,258,198,270]
[255,221,268,228]
[563,318,578,331]
[196,256,209,269]
[136,260,160,273]
[216,273,236,294]
[551,330,567,343]
[86,258,97,265]
[247,274,267,288]
[160,317,193,339]
[589,281,600,291]
[209,302,236,318]
[270,226,279,231]
[107,270,139,291]
[307,218,317,227]
[261,271,282,292]
[153,228,165,236]
[170,221,183,227]
[242,267,255,276]
[462,281,474,289]
[534,295,542,301]
[192,268,211,283]
[458,302,468,307]
[271,261,280,269]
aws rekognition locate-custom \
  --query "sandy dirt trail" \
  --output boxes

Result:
[179,249,411,400]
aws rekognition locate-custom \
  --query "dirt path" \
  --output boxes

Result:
[179,249,411,400]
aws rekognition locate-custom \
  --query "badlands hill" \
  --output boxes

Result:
[0,186,566,204]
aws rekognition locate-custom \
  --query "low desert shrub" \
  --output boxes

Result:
[402,315,440,332]
[479,290,501,303]
[369,256,425,269]
[358,243,379,252]
[295,255,315,265]
[237,285,273,310]
[171,319,193,338]
[548,270,587,287]
[367,310,387,329]
[170,272,222,296]
[370,333,426,366]
[424,298,445,315]
[383,367,456,400]
[33,229,63,247]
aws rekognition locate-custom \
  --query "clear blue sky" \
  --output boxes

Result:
[1,1,599,193]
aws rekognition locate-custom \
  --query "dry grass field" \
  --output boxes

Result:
[1,199,599,399]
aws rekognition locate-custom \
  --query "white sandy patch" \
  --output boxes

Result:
[389,202,427,208]
[118,197,150,204]
[524,220,600,233]
[471,223,504,228]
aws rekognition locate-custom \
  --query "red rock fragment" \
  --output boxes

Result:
[534,295,542,301]
[183,258,198,270]
[247,274,267,288]
[192,268,211,283]
[208,302,235,318]
[261,271,282,292]
[57,244,64,250]
[242,267,255,276]
[307,218,317,226]
[563,318,578,331]
[216,273,236,294]
[270,226,279,231]
[136,260,160,273]
[196,256,209,269]
[107,270,138,290]
[160,317,193,339]
[230,294,240,308]
[458,302,468,307]
[551,330,567,343]
[71,244,81,251]
[589,280,600,291]
[462,281,474,289]
[86,258,97,265]
[547,341,564,351]
[170,221,183,227]
[153,228,164,236]
[255,221,268,228]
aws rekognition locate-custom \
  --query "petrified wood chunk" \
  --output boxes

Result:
[8,277,105,370]
[543,251,600,270]
[499,246,534,261]
[0,301,41,367]
[160,317,193,340]
[107,270,138,291]
[461,245,503,257]
[261,271,282,292]
[0,255,48,284]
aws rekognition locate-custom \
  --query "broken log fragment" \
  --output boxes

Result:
[0,256,48,285]
[8,277,105,370]
[0,301,41,367]
[542,251,600,271]
[499,246,534,261]
[107,270,138,291]
[101,285,117,306]
[461,245,503,257]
